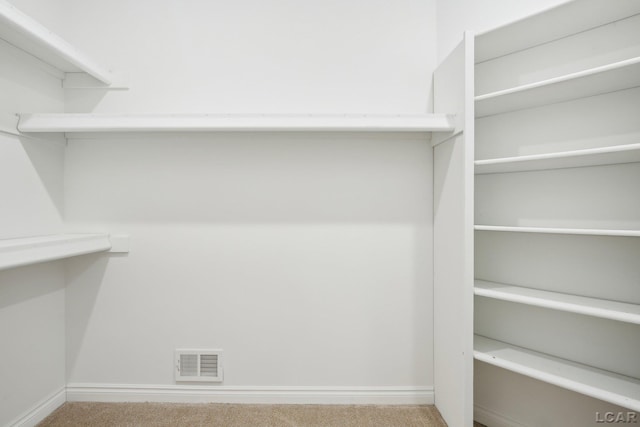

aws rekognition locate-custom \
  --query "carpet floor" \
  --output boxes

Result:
[38,402,451,427]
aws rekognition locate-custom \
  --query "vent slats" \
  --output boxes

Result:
[175,349,223,382]
[179,354,198,376]
[200,354,219,377]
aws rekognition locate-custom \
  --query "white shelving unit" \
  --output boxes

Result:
[432,32,475,427]
[16,113,456,133]
[475,57,640,117]
[472,1,640,423]
[474,0,640,63]
[474,225,640,237]
[475,280,640,325]
[475,143,640,175]
[0,234,112,270]
[474,335,640,412]
[0,0,114,85]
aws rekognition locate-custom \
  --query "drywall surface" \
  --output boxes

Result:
[436,0,569,61]
[0,18,66,423]
[64,133,434,393]
[45,0,439,398]
[59,0,437,115]
[0,263,66,426]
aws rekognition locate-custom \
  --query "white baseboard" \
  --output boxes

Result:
[10,388,66,427]
[66,384,434,405]
[474,404,528,427]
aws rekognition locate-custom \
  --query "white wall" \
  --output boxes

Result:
[0,1,67,421]
[436,0,570,60]
[53,0,438,398]
[59,0,436,115]
[64,133,433,392]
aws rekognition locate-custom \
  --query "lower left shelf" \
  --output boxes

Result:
[0,233,124,271]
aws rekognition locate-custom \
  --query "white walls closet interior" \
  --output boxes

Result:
[2,1,639,427]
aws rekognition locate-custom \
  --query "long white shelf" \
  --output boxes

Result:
[474,225,640,237]
[475,280,640,325]
[474,335,640,412]
[475,0,640,63]
[0,0,113,84]
[16,113,456,133]
[475,57,640,118]
[475,143,640,174]
[0,234,112,270]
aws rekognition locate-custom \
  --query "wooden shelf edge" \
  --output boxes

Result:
[475,143,640,174]
[0,233,114,271]
[474,335,640,412]
[0,0,113,84]
[16,113,457,133]
[474,225,640,237]
[474,280,640,325]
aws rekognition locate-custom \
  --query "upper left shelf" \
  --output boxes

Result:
[0,0,113,85]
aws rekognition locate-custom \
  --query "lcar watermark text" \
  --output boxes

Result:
[595,412,638,424]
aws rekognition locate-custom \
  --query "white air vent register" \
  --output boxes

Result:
[175,349,223,382]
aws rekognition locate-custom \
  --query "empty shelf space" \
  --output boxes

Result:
[475,143,640,174]
[474,225,640,237]
[474,335,640,412]
[0,233,112,270]
[475,280,640,325]
[16,113,457,133]
[475,57,640,117]
[0,0,113,84]
[475,0,640,63]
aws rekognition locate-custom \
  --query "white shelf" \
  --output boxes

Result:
[475,0,640,63]
[0,234,112,270]
[475,143,640,174]
[16,113,456,133]
[474,335,640,412]
[475,57,640,117]
[0,0,113,84]
[475,280,640,325]
[474,225,640,237]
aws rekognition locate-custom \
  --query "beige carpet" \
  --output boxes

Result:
[38,402,450,426]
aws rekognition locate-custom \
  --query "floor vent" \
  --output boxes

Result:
[175,349,223,382]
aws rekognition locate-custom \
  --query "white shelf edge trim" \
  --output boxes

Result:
[474,225,640,237]
[0,0,113,84]
[474,280,640,325]
[474,335,640,412]
[16,113,457,133]
[475,56,640,102]
[475,143,640,175]
[0,233,129,270]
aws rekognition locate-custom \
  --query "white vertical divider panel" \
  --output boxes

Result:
[432,32,474,427]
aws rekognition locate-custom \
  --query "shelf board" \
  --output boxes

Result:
[475,57,640,118]
[474,335,640,412]
[475,280,640,325]
[0,234,112,270]
[16,113,456,133]
[475,0,640,63]
[0,0,113,84]
[474,225,640,237]
[475,143,640,174]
